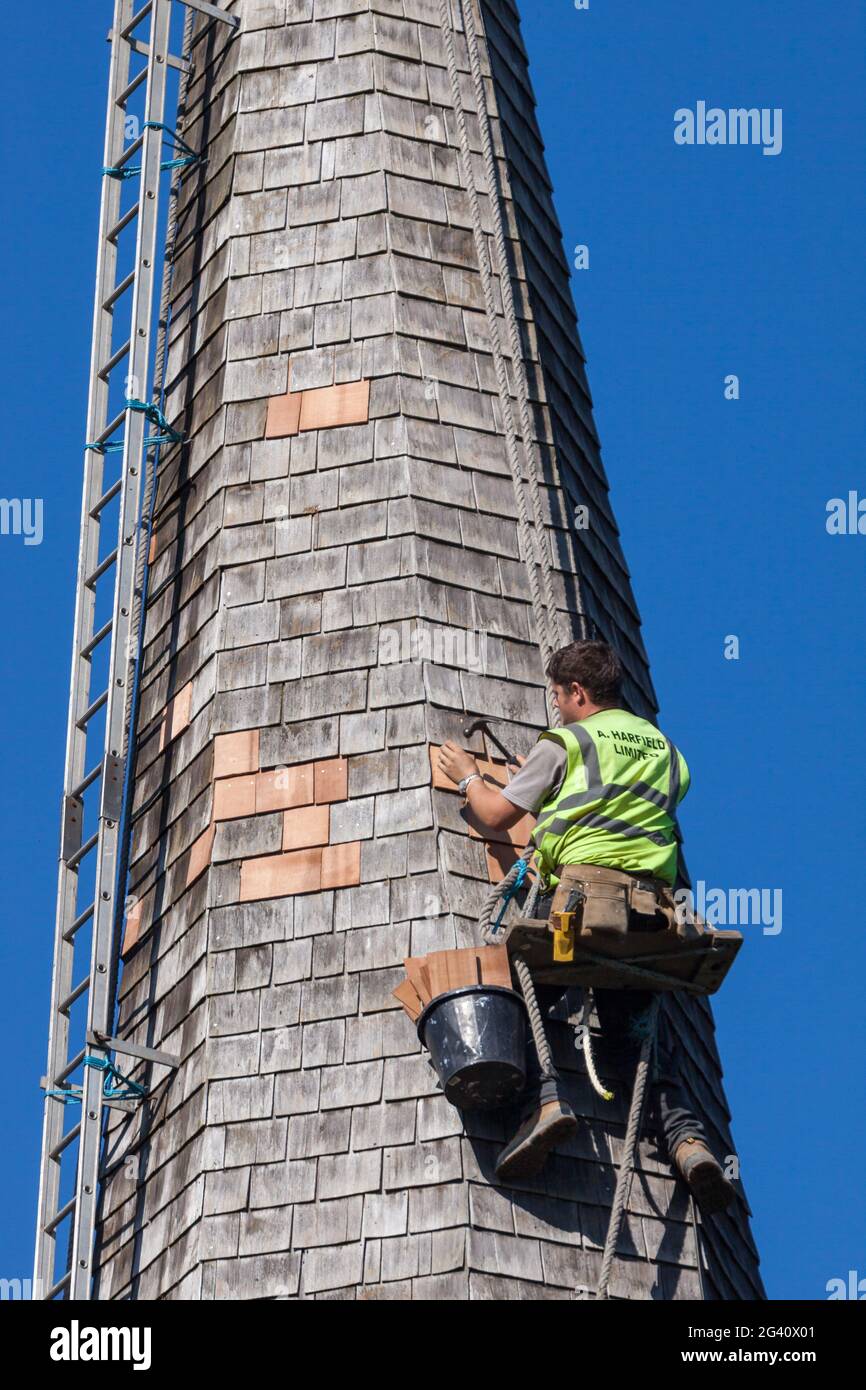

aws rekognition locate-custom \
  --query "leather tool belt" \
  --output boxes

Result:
[550,863,702,942]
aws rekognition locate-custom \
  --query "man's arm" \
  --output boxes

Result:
[437,742,527,831]
[437,739,567,831]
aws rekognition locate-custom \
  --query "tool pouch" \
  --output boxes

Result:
[552,866,630,936]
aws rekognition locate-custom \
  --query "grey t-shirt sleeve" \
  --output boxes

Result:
[500,739,568,814]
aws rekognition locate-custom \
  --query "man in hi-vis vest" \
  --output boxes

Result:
[438,640,735,1215]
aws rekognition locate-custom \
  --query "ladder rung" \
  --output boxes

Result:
[67,900,95,939]
[107,203,139,245]
[104,270,135,312]
[116,66,148,108]
[91,478,123,518]
[70,762,103,800]
[49,1121,82,1163]
[80,620,113,661]
[56,1047,88,1087]
[120,2,153,42]
[91,405,126,448]
[98,341,131,383]
[59,974,92,1015]
[65,832,99,871]
[45,1270,72,1300]
[84,549,117,590]
[110,131,144,176]
[45,1192,78,1235]
[76,687,108,731]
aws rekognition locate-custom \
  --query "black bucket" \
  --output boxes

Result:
[417,985,527,1110]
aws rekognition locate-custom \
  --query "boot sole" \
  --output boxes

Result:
[683,1157,736,1214]
[495,1114,578,1182]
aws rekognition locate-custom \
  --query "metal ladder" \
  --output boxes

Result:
[34,0,238,1302]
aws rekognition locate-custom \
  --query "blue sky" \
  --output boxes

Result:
[1,1,863,1299]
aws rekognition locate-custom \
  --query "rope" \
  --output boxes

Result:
[595,996,660,1300]
[103,121,202,179]
[437,0,560,980]
[512,954,555,1082]
[483,855,530,940]
[85,399,183,453]
[45,1055,147,1105]
[575,989,614,1102]
[460,0,571,668]
[689,1191,707,1300]
[436,0,563,706]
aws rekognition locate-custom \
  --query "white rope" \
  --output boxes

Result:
[576,988,614,1102]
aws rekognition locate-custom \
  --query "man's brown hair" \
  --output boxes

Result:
[547,640,624,705]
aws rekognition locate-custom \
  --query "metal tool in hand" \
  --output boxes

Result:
[463,718,519,767]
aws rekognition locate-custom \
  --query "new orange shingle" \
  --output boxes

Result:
[158,682,193,751]
[213,730,260,779]
[314,757,348,804]
[213,775,257,821]
[121,896,144,957]
[186,822,216,888]
[283,803,330,851]
[321,840,361,889]
[256,765,315,813]
[264,390,302,439]
[298,379,370,431]
[485,841,521,883]
[239,848,323,901]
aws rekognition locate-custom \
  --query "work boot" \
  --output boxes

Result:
[673,1137,736,1215]
[494,1100,578,1183]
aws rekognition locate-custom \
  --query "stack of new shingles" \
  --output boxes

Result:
[393,946,515,1023]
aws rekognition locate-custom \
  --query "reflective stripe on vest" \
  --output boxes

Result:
[532,719,685,861]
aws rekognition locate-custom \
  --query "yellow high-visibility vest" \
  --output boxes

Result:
[531,708,690,888]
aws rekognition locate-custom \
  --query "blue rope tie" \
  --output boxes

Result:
[490,857,530,936]
[86,398,183,454]
[45,1054,148,1105]
[103,121,202,180]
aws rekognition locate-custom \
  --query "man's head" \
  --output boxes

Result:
[547,640,624,723]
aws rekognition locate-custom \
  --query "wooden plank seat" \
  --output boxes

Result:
[500,916,742,996]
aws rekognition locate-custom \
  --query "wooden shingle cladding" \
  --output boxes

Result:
[93,0,764,1301]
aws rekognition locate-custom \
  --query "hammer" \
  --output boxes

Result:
[463,718,519,767]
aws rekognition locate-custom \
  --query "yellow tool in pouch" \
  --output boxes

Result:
[552,911,576,962]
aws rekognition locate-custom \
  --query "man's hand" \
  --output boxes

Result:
[437,741,479,787]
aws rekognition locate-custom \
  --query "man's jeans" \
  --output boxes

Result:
[519,951,709,1159]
